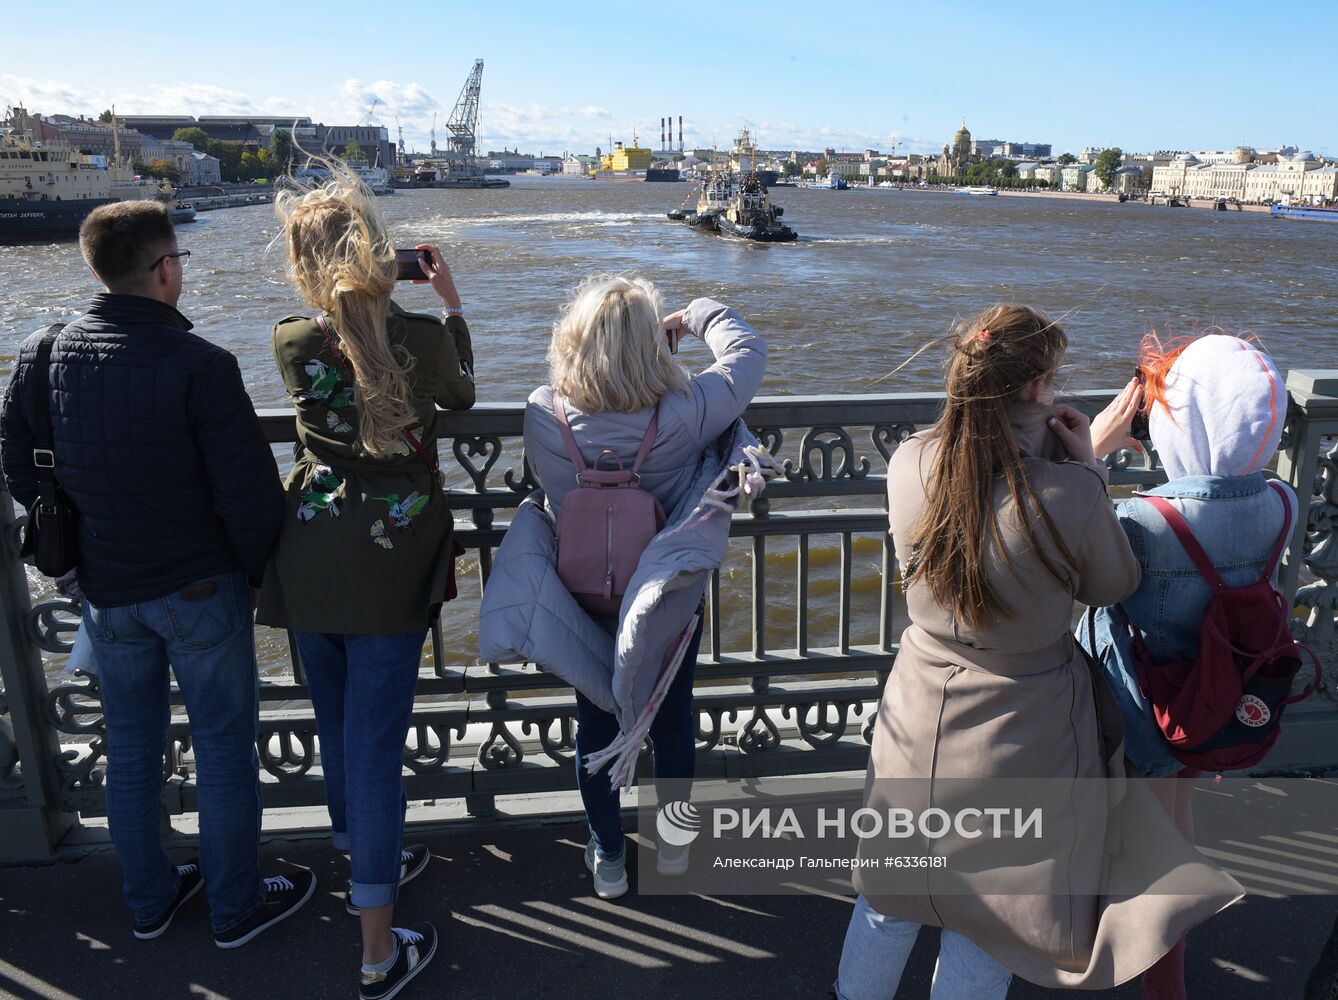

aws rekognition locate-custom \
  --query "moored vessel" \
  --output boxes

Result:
[800,173,849,190]
[2,106,173,244]
[1271,202,1338,223]
[954,185,998,196]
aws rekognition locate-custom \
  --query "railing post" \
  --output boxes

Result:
[1278,371,1338,689]
[0,489,77,859]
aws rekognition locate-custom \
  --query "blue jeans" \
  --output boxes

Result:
[574,613,705,859]
[836,895,1013,1000]
[295,629,425,910]
[83,569,262,934]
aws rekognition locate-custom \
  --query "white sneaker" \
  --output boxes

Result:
[656,841,691,877]
[584,840,629,899]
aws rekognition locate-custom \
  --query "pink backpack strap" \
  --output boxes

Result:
[551,394,659,476]
[551,394,589,472]
[630,408,659,475]
[1262,480,1294,581]
[1138,495,1227,591]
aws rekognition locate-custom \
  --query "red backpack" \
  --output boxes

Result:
[552,396,666,616]
[1133,481,1322,771]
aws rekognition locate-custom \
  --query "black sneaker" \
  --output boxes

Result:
[360,923,438,1000]
[344,845,431,917]
[213,869,317,950]
[133,860,204,940]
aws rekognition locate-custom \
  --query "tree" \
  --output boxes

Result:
[1138,165,1154,191]
[782,160,801,178]
[205,139,245,182]
[173,127,212,152]
[143,157,181,182]
[271,128,294,173]
[1094,147,1124,189]
[341,140,367,163]
[1057,152,1077,166]
[813,156,829,176]
[97,109,114,124]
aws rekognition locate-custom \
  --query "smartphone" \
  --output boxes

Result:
[1131,366,1150,440]
[394,249,431,281]
[666,328,680,354]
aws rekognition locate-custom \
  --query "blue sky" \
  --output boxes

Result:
[5,1,1334,157]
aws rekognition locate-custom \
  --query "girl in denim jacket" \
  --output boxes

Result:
[1085,333,1297,1000]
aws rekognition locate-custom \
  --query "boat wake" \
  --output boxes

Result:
[459,211,661,227]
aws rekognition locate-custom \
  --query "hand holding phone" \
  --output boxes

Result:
[662,309,686,354]
[394,249,430,281]
[410,244,462,311]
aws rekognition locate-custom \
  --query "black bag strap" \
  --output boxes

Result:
[31,324,65,506]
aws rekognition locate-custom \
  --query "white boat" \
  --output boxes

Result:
[799,173,849,190]
[954,185,998,196]
[290,160,394,195]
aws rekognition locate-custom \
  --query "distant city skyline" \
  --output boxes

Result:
[4,1,1335,158]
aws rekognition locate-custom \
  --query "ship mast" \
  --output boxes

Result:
[112,105,121,165]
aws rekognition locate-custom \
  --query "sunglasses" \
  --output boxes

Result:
[147,250,191,272]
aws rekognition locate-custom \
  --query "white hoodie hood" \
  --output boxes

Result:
[1149,334,1284,481]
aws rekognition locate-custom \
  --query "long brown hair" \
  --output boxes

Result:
[274,163,416,456]
[907,304,1076,629]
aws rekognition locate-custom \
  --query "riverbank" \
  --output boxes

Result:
[996,188,1123,204]
[996,187,1272,213]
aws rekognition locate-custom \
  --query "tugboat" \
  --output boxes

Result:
[668,171,796,242]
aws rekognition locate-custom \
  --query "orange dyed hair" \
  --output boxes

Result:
[1136,332,1194,417]
[1137,329,1266,417]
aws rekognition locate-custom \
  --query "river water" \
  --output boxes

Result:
[1,179,1334,677]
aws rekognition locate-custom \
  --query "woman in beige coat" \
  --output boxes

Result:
[834,305,1241,999]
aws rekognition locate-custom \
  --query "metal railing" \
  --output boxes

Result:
[2,379,1335,860]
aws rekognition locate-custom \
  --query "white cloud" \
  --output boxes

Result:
[2,73,938,157]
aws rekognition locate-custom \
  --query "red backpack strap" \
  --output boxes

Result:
[630,408,659,475]
[1262,480,1294,582]
[551,394,589,472]
[1137,495,1227,591]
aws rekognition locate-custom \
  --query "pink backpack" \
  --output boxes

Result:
[1133,481,1322,771]
[552,396,666,616]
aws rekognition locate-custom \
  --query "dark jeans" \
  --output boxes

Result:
[83,569,262,933]
[574,612,705,860]
[294,629,426,910]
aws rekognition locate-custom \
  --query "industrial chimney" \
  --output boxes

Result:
[678,115,683,153]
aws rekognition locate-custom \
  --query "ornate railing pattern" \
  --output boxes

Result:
[2,380,1335,859]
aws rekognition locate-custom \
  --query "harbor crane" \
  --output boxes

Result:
[444,59,485,177]
[395,116,405,159]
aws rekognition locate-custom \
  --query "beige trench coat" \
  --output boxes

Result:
[853,401,1242,989]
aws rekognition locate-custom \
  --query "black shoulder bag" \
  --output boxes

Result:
[19,324,79,577]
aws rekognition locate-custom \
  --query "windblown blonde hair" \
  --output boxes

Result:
[273,162,416,456]
[548,274,690,413]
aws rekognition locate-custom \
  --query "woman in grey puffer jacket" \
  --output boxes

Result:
[523,274,767,898]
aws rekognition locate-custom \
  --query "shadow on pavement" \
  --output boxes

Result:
[1,820,1333,999]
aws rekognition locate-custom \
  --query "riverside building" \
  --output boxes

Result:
[1152,149,1338,203]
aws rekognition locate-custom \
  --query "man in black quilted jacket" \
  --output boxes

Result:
[1,201,316,949]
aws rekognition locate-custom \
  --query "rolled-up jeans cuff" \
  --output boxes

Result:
[350,879,398,910]
[332,830,351,852]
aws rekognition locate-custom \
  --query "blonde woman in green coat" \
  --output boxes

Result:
[257,168,474,1000]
